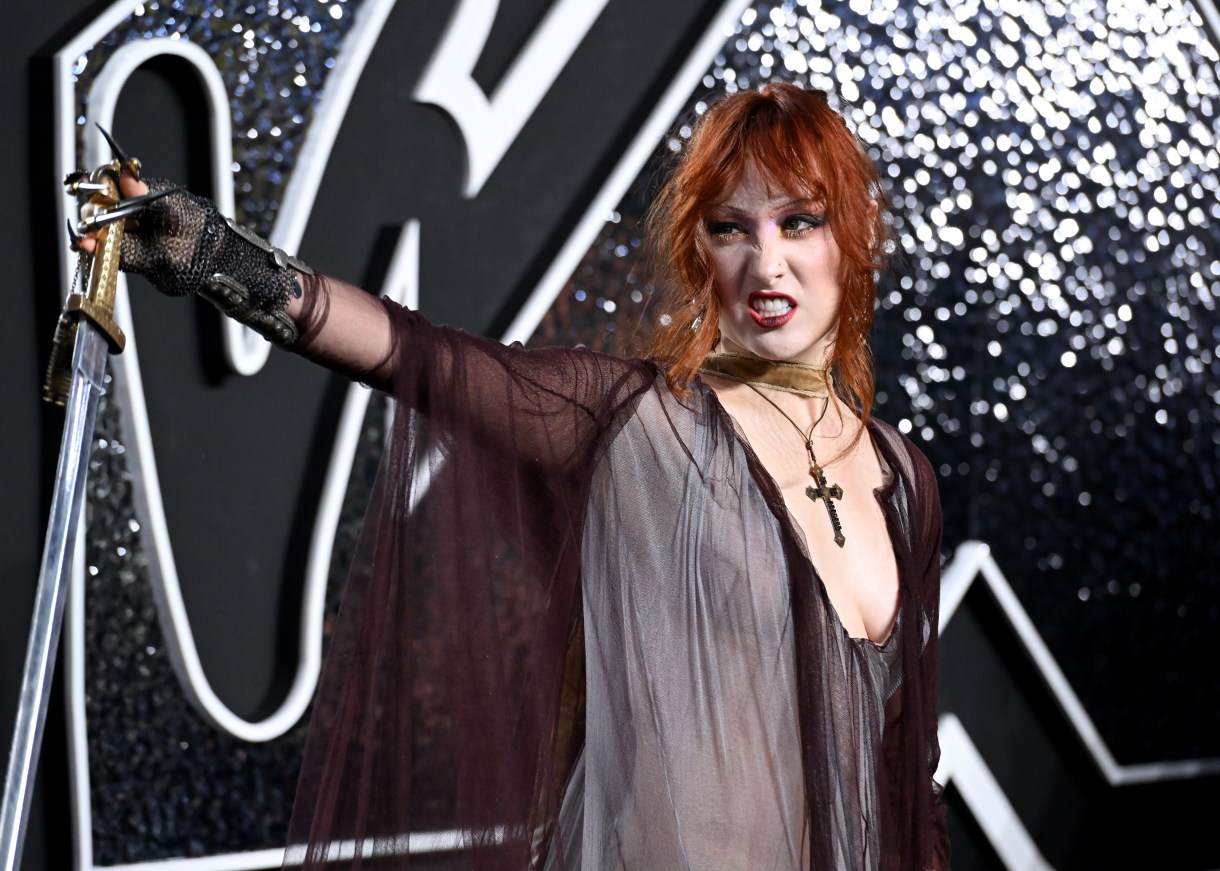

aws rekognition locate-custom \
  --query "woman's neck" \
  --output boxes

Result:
[698,349,830,398]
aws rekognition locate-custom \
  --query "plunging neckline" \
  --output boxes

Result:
[700,379,904,648]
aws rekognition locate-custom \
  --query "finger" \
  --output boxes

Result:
[118,172,149,198]
[74,204,102,253]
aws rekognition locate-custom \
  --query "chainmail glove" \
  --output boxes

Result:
[119,177,313,345]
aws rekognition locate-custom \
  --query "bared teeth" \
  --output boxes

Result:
[751,297,793,316]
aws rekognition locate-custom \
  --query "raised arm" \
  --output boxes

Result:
[75,172,655,467]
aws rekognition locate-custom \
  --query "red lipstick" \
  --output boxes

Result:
[747,292,797,329]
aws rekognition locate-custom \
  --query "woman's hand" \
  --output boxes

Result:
[73,168,149,257]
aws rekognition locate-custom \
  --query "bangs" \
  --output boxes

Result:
[700,98,832,207]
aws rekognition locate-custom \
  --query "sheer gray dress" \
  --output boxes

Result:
[550,380,914,869]
[287,298,949,871]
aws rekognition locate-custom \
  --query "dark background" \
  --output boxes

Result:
[3,1,1218,868]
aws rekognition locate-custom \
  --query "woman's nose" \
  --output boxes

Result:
[750,237,785,284]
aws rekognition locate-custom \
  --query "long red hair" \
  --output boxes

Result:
[645,83,890,421]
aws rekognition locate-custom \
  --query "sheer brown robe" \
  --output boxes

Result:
[285,283,949,869]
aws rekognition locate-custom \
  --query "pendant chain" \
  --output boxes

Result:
[744,383,847,548]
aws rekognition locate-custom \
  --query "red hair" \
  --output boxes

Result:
[645,82,890,422]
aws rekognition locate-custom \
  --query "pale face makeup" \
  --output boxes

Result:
[705,163,843,366]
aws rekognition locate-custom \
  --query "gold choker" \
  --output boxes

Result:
[698,352,829,397]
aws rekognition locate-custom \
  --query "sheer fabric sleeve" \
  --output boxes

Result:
[291,271,646,475]
[283,275,656,870]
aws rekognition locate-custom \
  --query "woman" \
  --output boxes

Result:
[79,82,947,869]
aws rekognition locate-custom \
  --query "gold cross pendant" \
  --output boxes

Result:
[805,466,846,548]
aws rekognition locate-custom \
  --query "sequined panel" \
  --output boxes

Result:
[69,0,364,235]
[84,382,385,862]
[71,3,369,859]
[529,0,1220,766]
[85,389,300,861]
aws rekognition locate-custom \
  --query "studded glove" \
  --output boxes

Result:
[119,178,312,345]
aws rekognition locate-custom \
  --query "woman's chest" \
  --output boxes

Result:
[710,401,903,644]
[590,396,906,645]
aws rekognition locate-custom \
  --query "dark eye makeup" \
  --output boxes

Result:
[782,212,826,235]
[707,221,743,239]
[705,209,826,240]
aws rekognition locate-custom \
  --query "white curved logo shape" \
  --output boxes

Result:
[413,0,610,197]
[58,3,405,749]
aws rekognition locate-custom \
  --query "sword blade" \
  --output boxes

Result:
[0,324,110,871]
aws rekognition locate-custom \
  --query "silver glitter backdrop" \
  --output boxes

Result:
[528,0,1220,767]
[67,0,1219,861]
[71,0,366,236]
[84,384,384,861]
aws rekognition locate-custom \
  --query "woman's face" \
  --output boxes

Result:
[706,163,843,366]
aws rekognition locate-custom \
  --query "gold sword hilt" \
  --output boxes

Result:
[44,157,139,405]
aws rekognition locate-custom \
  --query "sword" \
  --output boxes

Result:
[0,130,170,871]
